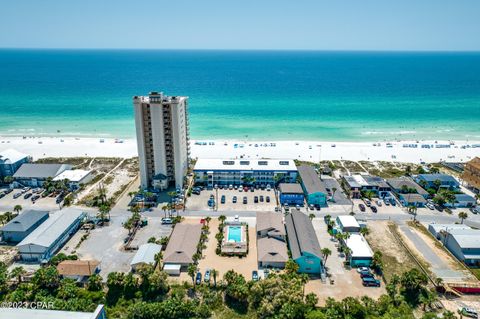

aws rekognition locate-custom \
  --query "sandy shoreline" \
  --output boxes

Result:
[0,136,479,163]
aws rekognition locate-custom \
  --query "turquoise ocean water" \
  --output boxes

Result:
[0,49,479,141]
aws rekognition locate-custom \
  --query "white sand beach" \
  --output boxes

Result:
[0,136,479,163]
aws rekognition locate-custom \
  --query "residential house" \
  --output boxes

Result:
[415,174,460,190]
[13,163,72,187]
[297,165,327,207]
[278,183,304,206]
[336,215,361,233]
[53,169,93,191]
[57,259,100,282]
[256,212,288,268]
[387,176,429,207]
[445,194,477,208]
[163,223,202,271]
[0,149,30,181]
[285,211,323,274]
[343,174,391,199]
[345,233,374,267]
[130,243,162,271]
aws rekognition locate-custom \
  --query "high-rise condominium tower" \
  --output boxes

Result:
[133,92,190,190]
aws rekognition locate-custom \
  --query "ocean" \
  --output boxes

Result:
[0,49,479,141]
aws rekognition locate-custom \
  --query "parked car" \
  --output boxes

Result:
[315,204,321,211]
[356,267,370,273]
[360,272,374,279]
[24,193,32,199]
[309,204,315,210]
[275,207,280,212]
[260,195,264,202]
[389,198,396,206]
[371,206,378,213]
[426,203,435,210]
[243,196,247,204]
[229,185,233,190]
[362,277,381,287]
[254,196,259,203]
[266,196,270,203]
[376,200,383,206]
[161,218,173,225]
[195,272,202,285]
[458,307,478,319]
[31,195,40,202]
[221,195,226,204]
[234,215,239,222]
[359,204,366,212]
[364,199,371,207]
[250,188,254,192]
[252,270,259,281]
[204,269,211,283]
[13,192,22,199]
[233,196,237,203]
[266,184,271,191]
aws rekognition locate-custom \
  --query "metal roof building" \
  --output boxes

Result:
[345,233,374,267]
[336,215,361,233]
[0,148,30,179]
[0,210,49,243]
[387,176,428,196]
[285,211,323,274]
[130,243,162,271]
[428,224,480,266]
[17,208,86,263]
[163,223,202,269]
[13,163,72,187]
[297,165,328,206]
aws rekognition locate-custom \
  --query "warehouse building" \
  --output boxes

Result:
[428,224,480,266]
[17,209,86,263]
[0,210,49,243]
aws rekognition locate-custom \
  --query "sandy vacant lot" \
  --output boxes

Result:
[366,221,418,281]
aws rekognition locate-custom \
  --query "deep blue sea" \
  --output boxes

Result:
[0,49,479,141]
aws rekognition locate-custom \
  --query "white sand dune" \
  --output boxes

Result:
[0,136,479,164]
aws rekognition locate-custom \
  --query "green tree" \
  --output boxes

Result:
[3,176,13,184]
[187,264,197,286]
[321,248,332,265]
[360,226,370,236]
[305,292,319,309]
[458,211,468,224]
[309,213,315,221]
[9,266,26,285]
[87,273,103,291]
[285,259,299,275]
[13,205,22,214]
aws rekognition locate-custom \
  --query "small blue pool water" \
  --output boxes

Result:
[228,226,242,242]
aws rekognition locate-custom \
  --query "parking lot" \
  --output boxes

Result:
[67,209,172,278]
[0,187,60,212]
[186,187,278,212]
[308,218,386,304]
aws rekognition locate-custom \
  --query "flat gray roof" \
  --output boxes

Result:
[131,243,161,266]
[387,176,428,195]
[1,210,49,232]
[163,223,202,264]
[285,211,321,260]
[401,193,427,203]
[17,209,85,249]
[13,163,71,179]
[297,165,327,195]
[278,183,303,194]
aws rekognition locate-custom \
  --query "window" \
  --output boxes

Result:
[258,161,268,166]
[223,161,235,165]
[240,161,250,165]
[279,161,289,165]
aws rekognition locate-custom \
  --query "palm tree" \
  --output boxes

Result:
[187,264,197,286]
[3,175,13,184]
[458,211,468,224]
[321,248,332,265]
[13,205,22,214]
[161,205,168,218]
[3,211,14,223]
[419,289,437,311]
[408,205,418,221]
[205,216,212,226]
[218,215,226,224]
[212,269,219,288]
[331,187,337,202]
[308,213,315,221]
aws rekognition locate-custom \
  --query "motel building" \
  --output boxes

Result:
[193,158,298,188]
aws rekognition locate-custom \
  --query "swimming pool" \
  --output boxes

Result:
[227,226,242,242]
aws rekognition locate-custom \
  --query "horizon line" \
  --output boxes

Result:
[1,47,480,53]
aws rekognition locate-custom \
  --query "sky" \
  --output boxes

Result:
[1,0,479,51]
